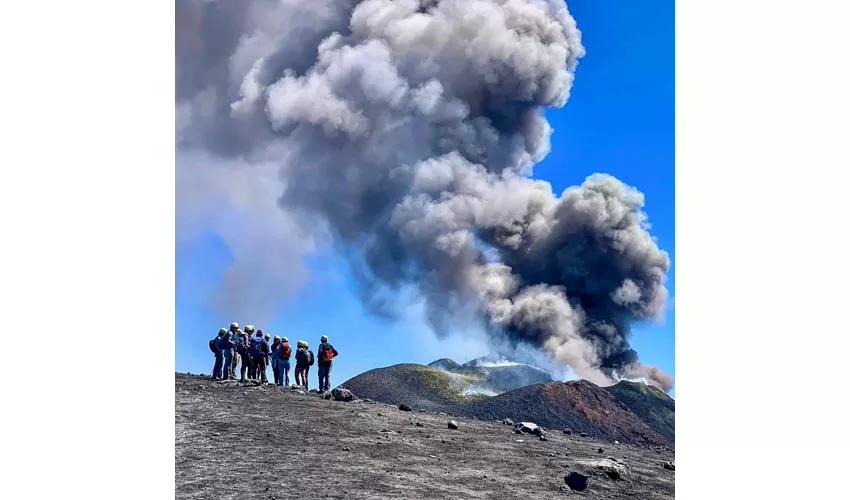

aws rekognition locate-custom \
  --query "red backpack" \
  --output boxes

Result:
[278,342,291,360]
[320,344,335,362]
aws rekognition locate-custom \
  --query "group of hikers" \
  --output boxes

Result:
[208,322,340,392]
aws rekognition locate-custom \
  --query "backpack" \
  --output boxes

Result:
[235,335,247,354]
[209,338,220,354]
[278,342,291,361]
[249,337,262,357]
[308,350,315,366]
[319,344,335,362]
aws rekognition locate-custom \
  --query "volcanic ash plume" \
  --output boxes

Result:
[176,0,673,391]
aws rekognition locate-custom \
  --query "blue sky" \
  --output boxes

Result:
[176,0,674,395]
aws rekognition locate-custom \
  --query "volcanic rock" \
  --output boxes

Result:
[399,404,413,412]
[332,387,356,402]
[503,418,514,426]
[564,472,589,491]
[514,422,543,436]
[663,461,675,471]
[447,420,459,430]
[579,458,632,481]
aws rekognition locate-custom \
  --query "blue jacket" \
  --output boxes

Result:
[270,341,281,365]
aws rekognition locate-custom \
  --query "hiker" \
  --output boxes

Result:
[263,332,272,381]
[250,329,270,383]
[209,328,226,380]
[221,324,237,380]
[270,335,282,385]
[237,328,252,381]
[316,335,339,392]
[227,322,240,379]
[295,341,314,389]
[276,336,292,386]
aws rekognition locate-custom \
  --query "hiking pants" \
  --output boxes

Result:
[318,362,332,392]
[252,356,267,382]
[271,360,280,385]
[295,366,309,389]
[277,361,290,386]
[240,354,253,381]
[229,352,238,378]
[212,352,224,379]
[222,350,233,379]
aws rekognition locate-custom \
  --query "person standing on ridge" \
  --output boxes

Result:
[276,336,292,386]
[316,335,339,392]
[210,328,226,380]
[238,328,252,381]
[221,324,237,380]
[245,325,262,379]
[252,329,270,383]
[295,341,312,389]
[270,335,282,385]
[227,322,240,379]
[263,332,272,381]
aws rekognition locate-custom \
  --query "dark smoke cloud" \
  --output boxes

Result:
[176,0,673,391]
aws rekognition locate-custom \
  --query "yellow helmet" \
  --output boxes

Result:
[218,328,227,335]
[236,329,244,335]
[231,322,239,328]
[245,325,255,332]
[265,333,271,339]
[282,337,289,343]
[273,335,280,340]
[320,335,328,342]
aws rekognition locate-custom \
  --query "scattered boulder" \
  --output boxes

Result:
[613,440,620,445]
[539,436,548,441]
[564,472,589,491]
[580,432,589,438]
[309,389,319,394]
[598,448,604,454]
[447,420,459,430]
[663,461,675,471]
[399,404,413,412]
[503,418,514,426]
[578,458,632,481]
[332,387,356,402]
[320,391,332,400]
[563,429,572,435]
[514,422,544,437]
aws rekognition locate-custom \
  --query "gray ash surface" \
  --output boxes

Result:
[176,373,674,499]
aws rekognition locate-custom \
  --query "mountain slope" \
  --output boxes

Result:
[454,380,669,447]
[176,373,676,499]
[340,363,674,447]
[604,381,675,444]
[341,363,488,411]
